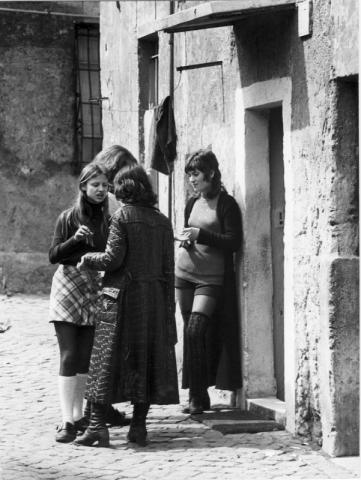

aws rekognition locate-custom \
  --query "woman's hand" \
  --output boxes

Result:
[77,256,87,271]
[178,227,200,242]
[74,225,93,242]
[174,232,186,242]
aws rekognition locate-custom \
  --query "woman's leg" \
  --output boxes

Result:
[54,322,80,424]
[176,286,194,325]
[73,401,110,447]
[54,322,80,442]
[187,295,218,413]
[176,286,194,400]
[191,294,217,317]
[72,326,110,447]
[75,326,130,429]
[128,403,150,446]
[73,326,95,422]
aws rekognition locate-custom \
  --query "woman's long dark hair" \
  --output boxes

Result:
[114,165,157,207]
[69,163,110,236]
[93,145,137,183]
[185,149,224,198]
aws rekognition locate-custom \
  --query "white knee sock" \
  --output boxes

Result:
[73,373,88,421]
[58,375,77,424]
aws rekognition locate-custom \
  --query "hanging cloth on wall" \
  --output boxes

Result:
[150,95,177,175]
[144,108,156,172]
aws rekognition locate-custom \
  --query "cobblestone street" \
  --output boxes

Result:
[0,295,359,480]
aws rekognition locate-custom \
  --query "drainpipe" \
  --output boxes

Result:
[168,0,175,223]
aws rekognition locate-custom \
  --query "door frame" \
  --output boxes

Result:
[234,77,295,433]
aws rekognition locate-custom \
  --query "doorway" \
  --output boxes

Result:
[236,77,293,424]
[238,102,286,401]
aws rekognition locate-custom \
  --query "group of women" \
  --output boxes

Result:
[49,145,242,448]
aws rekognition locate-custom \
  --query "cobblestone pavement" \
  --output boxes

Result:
[0,295,359,480]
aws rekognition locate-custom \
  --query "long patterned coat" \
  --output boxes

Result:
[82,204,179,406]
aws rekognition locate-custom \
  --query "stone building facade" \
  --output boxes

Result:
[98,0,359,456]
[0,1,100,293]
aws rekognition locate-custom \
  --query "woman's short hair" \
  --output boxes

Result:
[185,149,222,198]
[93,145,137,182]
[114,165,157,207]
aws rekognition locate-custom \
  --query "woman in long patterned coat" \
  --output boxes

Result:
[75,165,179,447]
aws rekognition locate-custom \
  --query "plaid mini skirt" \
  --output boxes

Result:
[49,265,102,327]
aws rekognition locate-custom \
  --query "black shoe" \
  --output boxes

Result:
[189,398,204,415]
[74,416,89,434]
[106,407,131,427]
[55,422,76,443]
[182,392,210,414]
[73,427,110,447]
[127,425,147,447]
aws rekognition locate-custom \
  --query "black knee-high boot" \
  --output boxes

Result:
[182,310,210,414]
[127,403,150,446]
[73,402,109,447]
[187,312,210,414]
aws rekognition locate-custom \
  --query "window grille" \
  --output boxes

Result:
[75,23,103,170]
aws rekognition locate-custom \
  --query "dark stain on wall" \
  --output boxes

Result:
[0,8,81,269]
[234,10,311,130]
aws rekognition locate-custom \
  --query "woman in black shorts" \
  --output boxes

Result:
[175,149,242,414]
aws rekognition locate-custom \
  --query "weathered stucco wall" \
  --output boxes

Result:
[331,0,359,79]
[99,1,138,155]
[234,0,358,450]
[0,2,99,293]
[100,0,359,453]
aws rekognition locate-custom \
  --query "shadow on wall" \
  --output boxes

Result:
[233,10,310,130]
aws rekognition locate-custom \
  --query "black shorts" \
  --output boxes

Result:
[175,276,223,299]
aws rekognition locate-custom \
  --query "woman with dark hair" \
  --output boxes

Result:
[92,144,137,215]
[49,163,110,443]
[74,165,179,447]
[175,149,242,414]
[92,144,137,182]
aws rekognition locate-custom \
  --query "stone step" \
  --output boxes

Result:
[246,397,287,427]
[191,408,285,434]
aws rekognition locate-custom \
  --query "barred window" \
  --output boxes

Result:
[75,23,103,170]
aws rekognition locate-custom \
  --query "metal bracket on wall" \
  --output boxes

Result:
[89,97,109,105]
[176,61,225,122]
[176,60,222,72]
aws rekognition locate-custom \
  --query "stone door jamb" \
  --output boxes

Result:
[234,77,295,433]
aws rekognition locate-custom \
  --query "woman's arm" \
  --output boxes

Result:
[79,214,127,271]
[49,213,79,264]
[197,197,242,252]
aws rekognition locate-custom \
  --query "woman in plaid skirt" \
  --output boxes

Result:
[49,163,110,443]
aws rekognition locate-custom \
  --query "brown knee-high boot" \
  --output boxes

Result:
[74,402,109,447]
[127,403,150,446]
[187,312,210,414]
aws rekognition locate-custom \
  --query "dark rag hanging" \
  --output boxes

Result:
[150,95,177,175]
